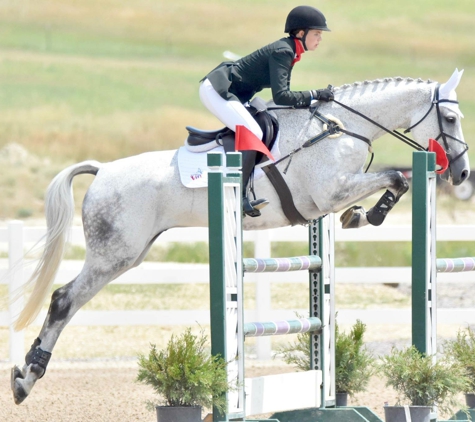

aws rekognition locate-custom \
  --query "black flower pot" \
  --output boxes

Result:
[384,405,431,422]
[466,393,475,409]
[156,405,202,422]
[336,392,348,406]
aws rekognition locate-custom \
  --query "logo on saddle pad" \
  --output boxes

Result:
[190,168,203,181]
[177,146,224,188]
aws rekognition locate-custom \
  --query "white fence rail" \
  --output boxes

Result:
[1,221,475,362]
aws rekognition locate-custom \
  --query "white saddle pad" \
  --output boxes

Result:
[177,133,281,188]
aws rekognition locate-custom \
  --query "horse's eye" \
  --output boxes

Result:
[445,116,456,124]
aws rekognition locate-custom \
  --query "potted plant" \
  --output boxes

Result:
[276,318,375,406]
[334,319,375,406]
[379,345,470,422]
[443,326,475,409]
[136,327,232,422]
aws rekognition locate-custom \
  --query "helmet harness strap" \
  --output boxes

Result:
[300,29,309,51]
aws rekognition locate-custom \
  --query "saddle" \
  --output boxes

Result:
[185,97,279,164]
[184,97,308,226]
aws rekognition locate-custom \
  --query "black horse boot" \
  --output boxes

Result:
[241,150,269,217]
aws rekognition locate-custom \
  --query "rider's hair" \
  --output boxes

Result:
[289,28,303,37]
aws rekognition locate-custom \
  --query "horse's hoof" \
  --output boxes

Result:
[11,368,28,405]
[11,366,23,391]
[340,205,366,229]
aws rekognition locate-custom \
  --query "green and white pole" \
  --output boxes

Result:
[309,215,336,408]
[411,151,437,358]
[207,151,245,422]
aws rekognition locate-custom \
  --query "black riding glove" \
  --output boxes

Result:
[311,88,334,102]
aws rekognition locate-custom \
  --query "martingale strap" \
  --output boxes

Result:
[260,105,373,226]
[261,164,308,226]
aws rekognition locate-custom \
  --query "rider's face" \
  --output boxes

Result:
[303,29,323,51]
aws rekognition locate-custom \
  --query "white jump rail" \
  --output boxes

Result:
[1,221,475,362]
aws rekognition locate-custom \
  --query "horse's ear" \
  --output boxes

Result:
[439,68,464,117]
[440,68,464,97]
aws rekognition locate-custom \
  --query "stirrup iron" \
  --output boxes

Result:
[243,197,269,217]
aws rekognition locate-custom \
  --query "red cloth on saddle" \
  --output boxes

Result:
[292,38,305,66]
[235,125,275,161]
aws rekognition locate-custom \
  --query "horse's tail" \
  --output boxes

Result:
[14,160,102,331]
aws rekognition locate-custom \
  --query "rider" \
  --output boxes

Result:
[199,5,334,217]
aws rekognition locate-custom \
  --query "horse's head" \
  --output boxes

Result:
[409,69,470,185]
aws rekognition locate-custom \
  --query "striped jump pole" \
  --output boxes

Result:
[437,257,475,272]
[243,317,322,338]
[243,256,322,273]
[207,152,337,421]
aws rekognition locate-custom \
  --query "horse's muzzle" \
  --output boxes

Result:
[444,166,470,185]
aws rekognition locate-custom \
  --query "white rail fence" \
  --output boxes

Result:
[1,221,475,362]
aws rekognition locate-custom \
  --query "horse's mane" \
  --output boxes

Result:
[335,77,435,92]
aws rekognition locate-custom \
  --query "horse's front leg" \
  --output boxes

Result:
[334,170,409,229]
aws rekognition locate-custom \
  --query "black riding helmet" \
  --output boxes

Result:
[285,5,330,50]
[285,5,330,32]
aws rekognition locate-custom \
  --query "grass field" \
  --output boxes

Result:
[0,0,474,219]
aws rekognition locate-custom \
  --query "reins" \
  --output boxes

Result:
[333,84,468,165]
[259,80,468,227]
[332,98,425,152]
[266,82,468,174]
[267,103,375,174]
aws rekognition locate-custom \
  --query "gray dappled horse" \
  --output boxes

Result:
[11,70,469,404]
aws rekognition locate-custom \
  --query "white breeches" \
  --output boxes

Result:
[199,79,263,140]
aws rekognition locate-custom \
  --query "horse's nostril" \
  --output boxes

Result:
[461,169,469,182]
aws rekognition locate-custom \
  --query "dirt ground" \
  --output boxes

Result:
[2,280,474,422]
[0,360,401,422]
[1,209,473,421]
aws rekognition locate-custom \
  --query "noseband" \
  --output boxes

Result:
[404,84,469,166]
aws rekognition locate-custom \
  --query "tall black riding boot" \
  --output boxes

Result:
[241,150,269,217]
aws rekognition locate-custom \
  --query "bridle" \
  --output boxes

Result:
[332,83,469,167]
[403,84,469,165]
[267,82,468,176]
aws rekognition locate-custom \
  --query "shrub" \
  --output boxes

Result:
[444,326,475,393]
[136,328,231,412]
[276,318,375,395]
[379,345,470,415]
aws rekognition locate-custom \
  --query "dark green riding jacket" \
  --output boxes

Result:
[204,37,312,107]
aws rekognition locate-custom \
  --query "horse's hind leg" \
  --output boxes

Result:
[10,263,120,404]
[10,229,156,405]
